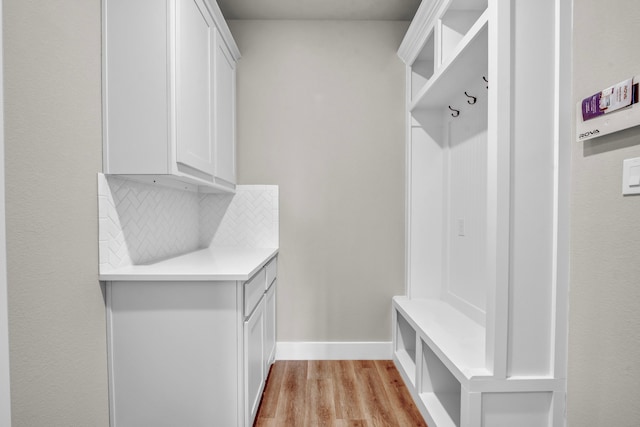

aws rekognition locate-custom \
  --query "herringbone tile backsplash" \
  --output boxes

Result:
[98,174,279,272]
[200,186,279,248]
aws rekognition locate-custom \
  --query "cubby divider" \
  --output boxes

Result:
[395,311,417,385]
[438,0,488,66]
[411,31,435,100]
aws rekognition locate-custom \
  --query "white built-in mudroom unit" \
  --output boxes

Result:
[96,0,572,425]
[392,0,571,426]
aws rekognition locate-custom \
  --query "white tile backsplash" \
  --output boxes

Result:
[200,186,279,248]
[98,175,279,272]
[98,175,200,270]
[198,193,234,248]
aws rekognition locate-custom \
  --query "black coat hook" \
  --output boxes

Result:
[448,106,460,117]
[483,76,489,89]
[465,91,477,104]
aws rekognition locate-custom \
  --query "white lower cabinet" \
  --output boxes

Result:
[106,256,277,427]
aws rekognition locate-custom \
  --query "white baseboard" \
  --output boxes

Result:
[275,341,392,360]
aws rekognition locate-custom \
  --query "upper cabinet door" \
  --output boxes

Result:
[214,29,236,185]
[175,0,215,177]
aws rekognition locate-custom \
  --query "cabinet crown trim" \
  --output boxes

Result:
[205,0,241,60]
[397,0,439,65]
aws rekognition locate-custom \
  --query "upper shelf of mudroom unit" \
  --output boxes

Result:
[410,10,488,112]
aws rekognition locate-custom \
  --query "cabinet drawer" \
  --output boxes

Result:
[244,268,266,316]
[265,257,277,290]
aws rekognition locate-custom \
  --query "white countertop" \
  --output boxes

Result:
[99,247,278,282]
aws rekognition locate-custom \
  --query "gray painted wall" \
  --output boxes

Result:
[3,0,109,424]
[229,20,408,342]
[0,0,12,423]
[568,0,640,425]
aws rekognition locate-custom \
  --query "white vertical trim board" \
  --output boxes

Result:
[0,0,13,423]
[275,342,392,360]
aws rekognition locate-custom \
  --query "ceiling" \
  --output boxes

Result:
[216,0,421,21]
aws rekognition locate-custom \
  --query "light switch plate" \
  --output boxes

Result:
[622,157,640,195]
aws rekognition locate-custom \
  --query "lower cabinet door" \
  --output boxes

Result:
[244,298,265,426]
[265,281,277,371]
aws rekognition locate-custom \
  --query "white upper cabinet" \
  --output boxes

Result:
[103,0,240,192]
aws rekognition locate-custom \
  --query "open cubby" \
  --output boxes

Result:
[411,31,435,101]
[395,311,417,385]
[411,13,487,111]
[439,0,488,66]
[393,297,488,382]
[420,342,461,427]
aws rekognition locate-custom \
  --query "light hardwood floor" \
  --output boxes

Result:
[254,360,427,427]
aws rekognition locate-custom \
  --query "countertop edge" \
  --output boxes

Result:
[99,247,278,282]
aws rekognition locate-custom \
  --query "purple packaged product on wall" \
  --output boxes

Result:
[581,77,634,121]
[582,93,604,121]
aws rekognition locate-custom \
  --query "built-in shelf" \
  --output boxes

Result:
[439,0,488,65]
[393,296,490,384]
[420,341,462,427]
[411,30,435,101]
[395,313,417,385]
[410,10,488,111]
[420,392,460,427]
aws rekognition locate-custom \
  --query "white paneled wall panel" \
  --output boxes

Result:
[444,86,488,319]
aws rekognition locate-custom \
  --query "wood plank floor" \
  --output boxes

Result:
[254,360,427,427]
